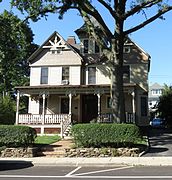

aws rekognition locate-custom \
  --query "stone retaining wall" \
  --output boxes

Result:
[65,147,141,157]
[0,147,37,158]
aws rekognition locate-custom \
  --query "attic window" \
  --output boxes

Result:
[50,49,62,54]
[123,46,130,53]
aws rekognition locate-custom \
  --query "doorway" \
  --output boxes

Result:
[82,94,98,123]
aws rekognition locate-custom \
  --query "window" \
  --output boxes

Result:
[83,39,89,53]
[82,39,100,54]
[61,98,69,114]
[123,46,131,53]
[107,97,111,108]
[40,67,48,84]
[141,97,147,116]
[95,42,100,53]
[62,67,69,83]
[88,67,96,84]
[152,89,162,95]
[123,65,130,83]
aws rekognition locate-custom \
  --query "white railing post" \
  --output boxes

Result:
[15,91,20,125]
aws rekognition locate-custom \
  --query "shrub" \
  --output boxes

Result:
[71,123,142,148]
[0,125,37,147]
[0,95,15,125]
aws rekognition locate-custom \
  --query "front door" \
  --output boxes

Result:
[82,94,98,123]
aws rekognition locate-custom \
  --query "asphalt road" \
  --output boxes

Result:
[1,164,172,179]
[144,128,172,156]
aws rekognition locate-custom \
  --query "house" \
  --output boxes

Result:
[15,25,150,136]
[148,83,163,110]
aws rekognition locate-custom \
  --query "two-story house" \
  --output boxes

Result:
[15,25,150,136]
[148,83,163,110]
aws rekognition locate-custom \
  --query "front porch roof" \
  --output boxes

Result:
[15,83,138,95]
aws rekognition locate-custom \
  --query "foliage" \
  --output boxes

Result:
[0,95,16,125]
[34,135,61,145]
[157,84,172,124]
[8,0,172,122]
[0,125,37,147]
[71,123,142,148]
[0,10,38,95]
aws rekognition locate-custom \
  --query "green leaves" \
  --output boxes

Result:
[0,10,38,95]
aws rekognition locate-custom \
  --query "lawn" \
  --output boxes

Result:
[34,135,61,145]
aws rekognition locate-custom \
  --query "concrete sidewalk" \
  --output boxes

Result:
[1,157,172,166]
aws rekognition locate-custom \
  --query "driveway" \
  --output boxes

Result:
[144,128,172,156]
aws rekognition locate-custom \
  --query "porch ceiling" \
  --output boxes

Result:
[15,83,137,95]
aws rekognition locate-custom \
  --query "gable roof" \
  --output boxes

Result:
[28,31,83,64]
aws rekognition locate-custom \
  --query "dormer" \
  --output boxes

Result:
[75,20,101,55]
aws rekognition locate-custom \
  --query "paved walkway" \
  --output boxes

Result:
[144,128,172,157]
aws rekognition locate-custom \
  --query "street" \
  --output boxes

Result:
[1,164,172,179]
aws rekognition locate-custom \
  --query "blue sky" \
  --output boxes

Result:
[1,1,172,86]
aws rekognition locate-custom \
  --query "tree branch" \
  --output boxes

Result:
[124,5,172,35]
[97,0,118,20]
[125,0,162,19]
[77,1,113,40]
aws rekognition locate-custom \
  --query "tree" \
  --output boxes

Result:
[157,84,172,126]
[0,10,38,96]
[9,0,172,122]
[0,95,16,124]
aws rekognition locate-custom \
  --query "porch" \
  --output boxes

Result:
[15,84,138,136]
[17,112,135,136]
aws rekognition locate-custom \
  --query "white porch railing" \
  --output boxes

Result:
[18,114,70,125]
[98,113,135,124]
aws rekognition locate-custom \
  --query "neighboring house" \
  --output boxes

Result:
[148,83,163,110]
[15,25,150,136]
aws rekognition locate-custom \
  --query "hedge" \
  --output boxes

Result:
[0,125,37,147]
[71,123,142,148]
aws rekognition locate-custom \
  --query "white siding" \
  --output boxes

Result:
[28,97,39,114]
[70,66,81,85]
[97,66,110,84]
[49,67,61,85]
[30,67,41,86]
[30,49,82,67]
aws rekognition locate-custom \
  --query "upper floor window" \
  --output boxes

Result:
[151,89,162,95]
[83,39,89,53]
[40,67,48,84]
[62,67,69,84]
[123,65,130,83]
[88,67,96,84]
[82,39,100,54]
[123,46,131,53]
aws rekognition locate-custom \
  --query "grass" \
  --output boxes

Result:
[34,135,61,145]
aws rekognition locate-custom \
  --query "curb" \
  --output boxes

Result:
[1,157,172,166]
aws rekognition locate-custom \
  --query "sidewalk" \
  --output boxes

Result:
[1,156,172,166]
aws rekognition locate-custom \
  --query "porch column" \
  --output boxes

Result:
[69,93,72,115]
[97,93,101,116]
[42,93,46,125]
[131,91,136,122]
[15,90,20,125]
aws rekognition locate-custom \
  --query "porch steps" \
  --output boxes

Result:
[63,124,72,138]
[37,138,74,157]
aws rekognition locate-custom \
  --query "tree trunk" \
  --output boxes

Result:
[110,15,126,123]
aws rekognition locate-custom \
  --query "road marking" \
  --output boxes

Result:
[1,175,172,179]
[65,166,81,177]
[73,166,132,176]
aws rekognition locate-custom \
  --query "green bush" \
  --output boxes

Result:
[0,95,15,125]
[0,125,37,147]
[71,123,142,148]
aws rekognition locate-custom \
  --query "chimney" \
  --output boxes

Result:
[67,36,76,45]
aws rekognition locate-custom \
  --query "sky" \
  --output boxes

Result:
[1,1,172,86]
